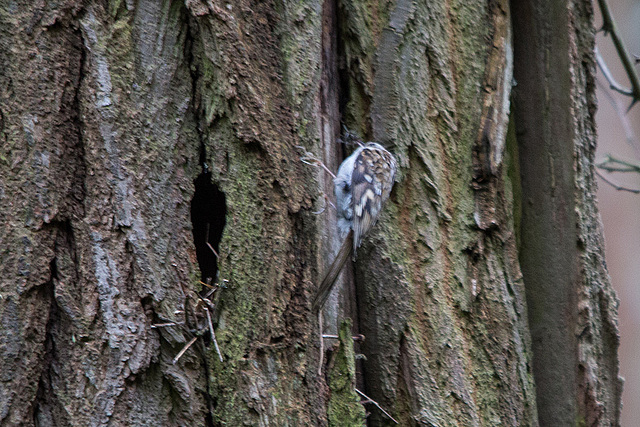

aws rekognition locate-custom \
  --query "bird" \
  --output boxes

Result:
[312,142,397,312]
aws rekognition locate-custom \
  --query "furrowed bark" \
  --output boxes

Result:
[1,1,207,425]
[0,0,621,425]
[512,0,623,424]
[340,0,537,424]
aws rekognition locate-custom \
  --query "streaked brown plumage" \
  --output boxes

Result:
[312,142,396,312]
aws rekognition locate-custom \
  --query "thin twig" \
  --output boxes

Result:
[202,287,216,299]
[318,311,324,376]
[206,242,219,258]
[296,146,338,217]
[596,170,640,193]
[205,224,219,258]
[151,322,181,328]
[297,146,337,179]
[597,0,640,107]
[312,194,327,215]
[172,336,198,365]
[322,334,365,342]
[302,156,337,179]
[597,154,640,173]
[355,388,399,424]
[595,77,640,158]
[595,47,633,96]
[199,280,218,291]
[204,307,224,362]
[203,279,227,301]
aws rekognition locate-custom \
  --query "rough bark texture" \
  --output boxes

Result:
[512,0,623,425]
[339,0,537,425]
[327,319,366,426]
[1,1,209,425]
[0,0,620,426]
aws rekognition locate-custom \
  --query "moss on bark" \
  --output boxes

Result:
[327,319,366,427]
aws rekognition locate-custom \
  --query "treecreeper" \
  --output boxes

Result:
[312,142,397,312]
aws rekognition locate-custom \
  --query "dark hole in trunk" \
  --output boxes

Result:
[191,171,226,284]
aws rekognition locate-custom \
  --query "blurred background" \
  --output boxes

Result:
[594,0,640,424]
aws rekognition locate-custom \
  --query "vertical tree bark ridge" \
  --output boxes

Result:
[317,0,357,344]
[512,0,623,425]
[0,2,88,424]
[570,1,623,423]
[1,1,209,425]
[185,0,327,424]
[341,0,537,424]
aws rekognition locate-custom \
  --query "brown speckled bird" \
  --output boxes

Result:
[312,142,397,312]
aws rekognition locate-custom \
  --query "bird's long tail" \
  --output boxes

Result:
[312,231,354,313]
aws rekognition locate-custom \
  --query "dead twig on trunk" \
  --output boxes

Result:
[355,388,399,424]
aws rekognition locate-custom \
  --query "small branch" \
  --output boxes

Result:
[296,146,339,216]
[204,307,224,362]
[322,335,338,339]
[318,311,324,376]
[202,287,216,299]
[151,322,182,328]
[322,334,365,342]
[205,223,219,258]
[297,146,337,179]
[355,388,399,424]
[595,77,640,158]
[199,280,218,291]
[597,0,640,107]
[597,154,640,173]
[206,242,219,258]
[172,336,198,365]
[596,47,633,96]
[596,170,640,194]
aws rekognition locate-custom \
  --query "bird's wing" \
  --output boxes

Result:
[351,145,395,250]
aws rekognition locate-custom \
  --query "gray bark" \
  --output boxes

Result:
[512,0,623,424]
[0,0,621,426]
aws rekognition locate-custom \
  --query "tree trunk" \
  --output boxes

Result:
[0,0,621,426]
[512,0,623,425]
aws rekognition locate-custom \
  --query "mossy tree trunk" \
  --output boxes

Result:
[0,0,621,426]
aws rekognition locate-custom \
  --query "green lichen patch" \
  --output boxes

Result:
[327,319,366,427]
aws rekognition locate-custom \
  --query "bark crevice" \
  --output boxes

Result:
[191,171,227,284]
[31,258,58,427]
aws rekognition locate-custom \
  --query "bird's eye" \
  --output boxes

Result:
[343,183,350,193]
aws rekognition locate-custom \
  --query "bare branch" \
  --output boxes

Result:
[151,322,182,328]
[596,170,640,194]
[322,334,366,342]
[355,388,399,424]
[297,146,337,179]
[205,223,219,258]
[172,336,198,365]
[597,0,640,107]
[596,47,633,96]
[204,307,224,362]
[597,154,640,173]
[318,311,324,376]
[595,77,640,158]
